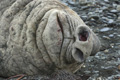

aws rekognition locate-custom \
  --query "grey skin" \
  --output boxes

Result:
[0,0,101,77]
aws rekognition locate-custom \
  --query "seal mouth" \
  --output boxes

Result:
[78,30,89,41]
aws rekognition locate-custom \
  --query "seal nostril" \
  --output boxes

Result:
[72,48,84,62]
[76,48,84,61]
[79,31,89,41]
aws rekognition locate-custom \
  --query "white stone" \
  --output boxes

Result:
[117,5,120,11]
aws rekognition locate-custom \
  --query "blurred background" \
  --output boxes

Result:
[60,0,120,80]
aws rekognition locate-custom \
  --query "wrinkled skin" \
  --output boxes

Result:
[0,0,101,77]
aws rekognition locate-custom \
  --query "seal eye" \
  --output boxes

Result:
[79,31,88,41]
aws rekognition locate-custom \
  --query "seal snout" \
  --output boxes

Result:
[71,26,92,63]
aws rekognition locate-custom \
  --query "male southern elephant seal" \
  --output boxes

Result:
[0,0,101,77]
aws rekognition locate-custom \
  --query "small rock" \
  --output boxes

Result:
[81,15,88,20]
[104,0,109,3]
[118,45,120,48]
[117,16,120,20]
[118,65,120,70]
[84,71,91,74]
[109,34,114,37]
[103,36,110,40]
[108,19,114,24]
[110,10,118,13]
[113,3,117,7]
[97,76,102,80]
[90,15,99,20]
[116,5,120,11]
[81,6,90,10]
[116,16,120,23]
[82,64,86,68]
[110,43,114,48]
[79,0,86,3]
[78,0,88,5]
[100,27,111,32]
[99,10,103,13]
[101,17,110,23]
[88,12,99,20]
[104,49,109,53]
[102,6,108,10]
[114,76,120,80]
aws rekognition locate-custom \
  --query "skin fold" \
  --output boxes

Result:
[0,0,101,77]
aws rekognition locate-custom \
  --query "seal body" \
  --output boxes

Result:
[0,0,100,77]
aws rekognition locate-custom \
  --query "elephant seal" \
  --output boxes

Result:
[0,0,101,77]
